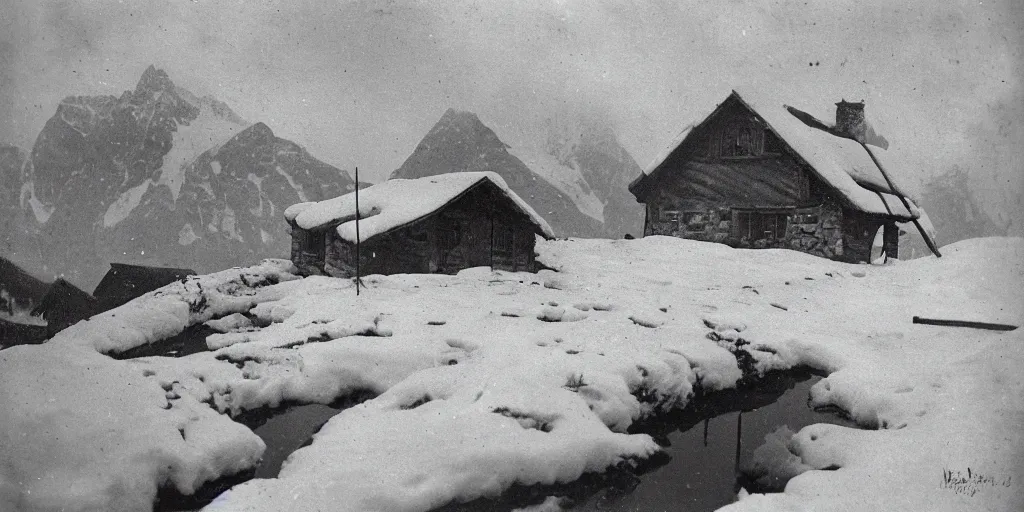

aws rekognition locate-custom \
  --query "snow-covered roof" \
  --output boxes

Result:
[286,172,555,242]
[634,89,925,221]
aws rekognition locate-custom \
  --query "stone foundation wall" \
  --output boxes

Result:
[289,223,327,276]
[783,201,844,259]
[644,194,848,260]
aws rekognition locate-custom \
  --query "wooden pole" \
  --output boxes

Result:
[489,208,495,271]
[912,316,1017,331]
[784,105,941,258]
[355,166,360,297]
[734,412,742,475]
[859,143,942,258]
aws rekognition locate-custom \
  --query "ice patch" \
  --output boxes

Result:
[275,165,308,203]
[178,223,199,246]
[156,109,246,201]
[220,206,244,242]
[102,179,153,228]
[20,182,54,224]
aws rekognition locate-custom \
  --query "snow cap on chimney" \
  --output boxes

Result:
[835,99,866,142]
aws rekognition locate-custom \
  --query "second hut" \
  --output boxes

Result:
[284,172,555,277]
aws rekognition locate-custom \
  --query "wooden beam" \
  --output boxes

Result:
[912,316,1018,331]
[783,105,941,258]
[355,166,360,296]
[859,144,942,258]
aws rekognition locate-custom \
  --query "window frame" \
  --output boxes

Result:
[732,209,790,240]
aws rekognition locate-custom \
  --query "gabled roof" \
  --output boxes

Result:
[92,263,196,310]
[0,257,50,304]
[631,89,927,222]
[31,278,97,318]
[285,172,555,242]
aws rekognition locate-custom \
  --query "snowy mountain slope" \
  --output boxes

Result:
[0,236,1020,511]
[9,66,353,287]
[0,144,49,275]
[0,145,31,252]
[540,118,645,238]
[98,121,355,278]
[390,109,606,238]
[506,145,606,223]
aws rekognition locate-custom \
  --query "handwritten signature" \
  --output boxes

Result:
[941,468,1012,497]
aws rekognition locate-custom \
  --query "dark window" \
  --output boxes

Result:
[733,210,789,240]
[298,229,326,259]
[763,129,784,154]
[659,208,680,224]
[721,123,757,157]
[308,230,325,257]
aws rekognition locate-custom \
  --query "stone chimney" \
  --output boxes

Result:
[835,99,866,142]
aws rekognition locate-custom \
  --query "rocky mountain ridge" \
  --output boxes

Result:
[1,66,354,288]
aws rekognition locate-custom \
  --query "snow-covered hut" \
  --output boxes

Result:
[31,278,98,337]
[93,263,196,312]
[285,172,555,277]
[629,89,933,263]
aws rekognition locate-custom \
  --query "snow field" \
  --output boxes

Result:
[0,236,1020,512]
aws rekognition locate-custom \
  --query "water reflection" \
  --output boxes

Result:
[250,403,343,478]
[154,394,368,511]
[441,369,856,512]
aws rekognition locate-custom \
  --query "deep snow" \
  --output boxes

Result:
[0,236,1021,512]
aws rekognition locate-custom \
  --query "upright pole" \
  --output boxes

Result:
[735,412,742,475]
[355,166,360,296]
[489,207,495,270]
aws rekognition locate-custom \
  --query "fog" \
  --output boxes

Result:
[2,0,1021,228]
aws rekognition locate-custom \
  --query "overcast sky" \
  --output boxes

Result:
[2,0,1021,211]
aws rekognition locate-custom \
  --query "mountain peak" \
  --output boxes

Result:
[135,65,175,95]
[438,108,481,126]
[238,122,275,144]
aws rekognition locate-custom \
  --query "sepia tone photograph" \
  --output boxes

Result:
[1,1,1021,511]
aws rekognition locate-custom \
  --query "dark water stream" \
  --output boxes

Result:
[154,395,366,511]
[157,370,853,512]
[441,369,857,512]
[574,371,856,512]
[249,402,345,478]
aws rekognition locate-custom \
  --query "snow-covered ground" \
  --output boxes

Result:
[0,237,1021,512]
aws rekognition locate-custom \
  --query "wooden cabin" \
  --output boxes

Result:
[629,90,931,263]
[284,172,555,277]
[31,278,98,337]
[93,263,196,311]
[0,256,49,316]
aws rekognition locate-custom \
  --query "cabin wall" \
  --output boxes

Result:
[312,183,541,278]
[841,209,888,263]
[290,224,327,276]
[644,195,847,259]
